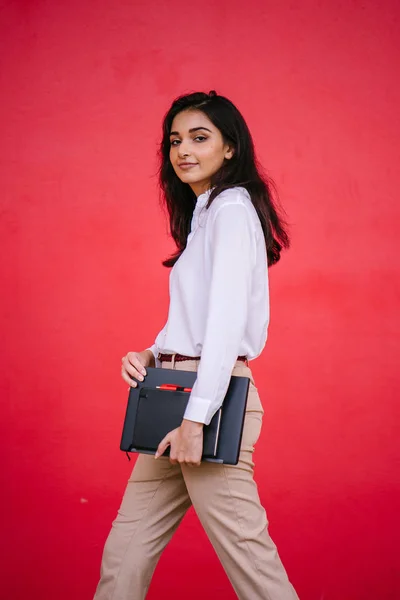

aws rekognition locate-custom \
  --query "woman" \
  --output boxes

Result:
[94,91,299,600]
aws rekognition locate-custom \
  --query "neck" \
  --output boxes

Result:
[190,182,212,198]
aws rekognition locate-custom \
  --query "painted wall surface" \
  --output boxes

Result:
[1,1,399,599]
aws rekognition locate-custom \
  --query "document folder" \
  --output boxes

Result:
[120,366,250,465]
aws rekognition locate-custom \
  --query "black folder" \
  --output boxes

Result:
[120,366,250,465]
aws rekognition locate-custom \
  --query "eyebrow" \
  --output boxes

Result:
[169,126,213,136]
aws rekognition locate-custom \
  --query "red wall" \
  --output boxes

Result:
[1,1,399,599]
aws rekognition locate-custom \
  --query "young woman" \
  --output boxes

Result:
[94,91,299,600]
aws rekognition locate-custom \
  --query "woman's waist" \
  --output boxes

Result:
[158,352,248,365]
[155,317,268,360]
[160,354,254,378]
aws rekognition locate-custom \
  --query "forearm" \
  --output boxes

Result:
[183,302,248,424]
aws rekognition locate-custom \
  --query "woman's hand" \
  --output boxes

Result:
[155,419,204,467]
[121,350,155,388]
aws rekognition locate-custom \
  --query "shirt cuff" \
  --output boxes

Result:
[183,395,213,425]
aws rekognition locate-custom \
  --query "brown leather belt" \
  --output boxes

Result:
[158,352,248,363]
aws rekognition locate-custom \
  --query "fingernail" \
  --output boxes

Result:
[154,453,159,459]
[142,369,146,376]
[138,375,144,381]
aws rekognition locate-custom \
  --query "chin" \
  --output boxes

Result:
[178,173,203,184]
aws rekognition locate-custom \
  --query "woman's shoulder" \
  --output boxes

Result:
[209,186,258,224]
[210,186,252,213]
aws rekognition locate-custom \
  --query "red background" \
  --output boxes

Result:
[1,1,399,599]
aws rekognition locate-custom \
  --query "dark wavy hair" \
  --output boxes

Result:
[159,90,290,268]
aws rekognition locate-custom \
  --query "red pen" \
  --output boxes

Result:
[156,384,192,393]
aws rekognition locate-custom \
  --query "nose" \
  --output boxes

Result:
[177,141,190,158]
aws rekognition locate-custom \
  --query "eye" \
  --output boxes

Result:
[194,135,207,142]
[170,139,181,146]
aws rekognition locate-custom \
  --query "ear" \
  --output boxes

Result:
[224,145,235,160]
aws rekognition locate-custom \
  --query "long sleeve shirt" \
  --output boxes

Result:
[147,186,270,426]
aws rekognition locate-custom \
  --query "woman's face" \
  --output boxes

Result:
[169,109,234,197]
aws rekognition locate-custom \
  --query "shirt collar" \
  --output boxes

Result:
[195,187,213,210]
[189,188,213,239]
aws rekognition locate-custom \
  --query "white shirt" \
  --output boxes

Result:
[147,186,270,425]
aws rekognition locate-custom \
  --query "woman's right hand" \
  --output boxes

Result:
[121,350,155,388]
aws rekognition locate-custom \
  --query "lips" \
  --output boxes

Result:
[178,162,198,169]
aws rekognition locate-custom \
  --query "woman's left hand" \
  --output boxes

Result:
[155,420,204,467]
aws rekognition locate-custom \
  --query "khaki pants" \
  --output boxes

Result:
[94,358,299,600]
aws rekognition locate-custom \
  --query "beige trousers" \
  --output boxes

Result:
[94,358,299,600]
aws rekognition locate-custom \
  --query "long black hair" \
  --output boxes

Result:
[159,90,290,268]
